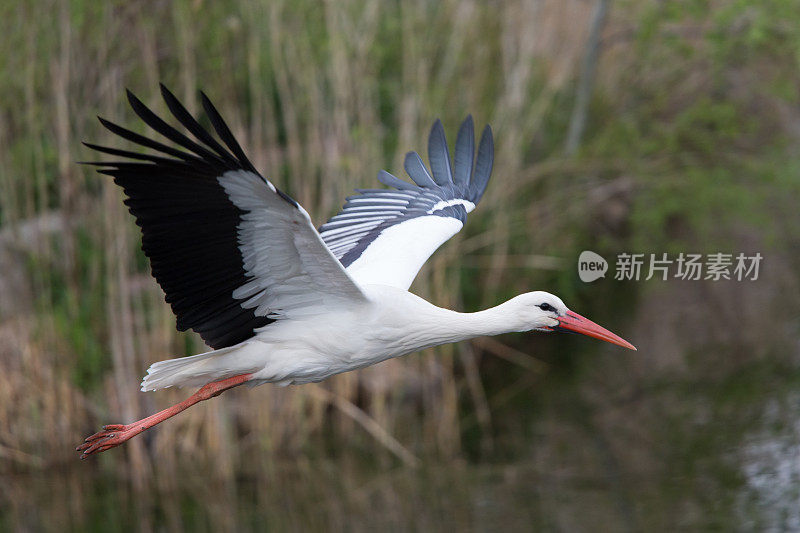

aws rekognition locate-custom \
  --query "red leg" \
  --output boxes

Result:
[76,373,252,459]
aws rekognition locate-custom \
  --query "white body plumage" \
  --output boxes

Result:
[141,285,564,390]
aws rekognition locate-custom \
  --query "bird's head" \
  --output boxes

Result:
[510,291,636,350]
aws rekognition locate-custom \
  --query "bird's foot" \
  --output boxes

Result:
[76,423,140,459]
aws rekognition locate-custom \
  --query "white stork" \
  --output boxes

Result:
[77,85,635,458]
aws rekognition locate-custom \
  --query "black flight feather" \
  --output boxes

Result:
[84,87,279,350]
[199,91,258,174]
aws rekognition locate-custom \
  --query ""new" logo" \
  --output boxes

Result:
[578,250,608,282]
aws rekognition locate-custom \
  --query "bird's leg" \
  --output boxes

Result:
[76,373,252,459]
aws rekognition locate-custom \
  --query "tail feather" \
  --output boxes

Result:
[140,344,257,391]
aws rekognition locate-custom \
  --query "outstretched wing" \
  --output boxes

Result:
[319,116,494,290]
[85,85,367,350]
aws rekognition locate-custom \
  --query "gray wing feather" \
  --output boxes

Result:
[470,125,494,204]
[453,115,474,188]
[403,152,437,188]
[427,119,454,186]
[378,170,417,191]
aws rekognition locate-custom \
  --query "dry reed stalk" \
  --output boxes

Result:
[305,384,421,468]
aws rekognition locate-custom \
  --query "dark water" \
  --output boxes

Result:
[3,357,799,532]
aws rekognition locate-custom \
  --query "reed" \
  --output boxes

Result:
[0,0,597,479]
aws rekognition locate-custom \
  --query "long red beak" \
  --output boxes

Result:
[551,311,637,350]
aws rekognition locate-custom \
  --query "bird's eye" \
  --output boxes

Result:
[538,303,555,312]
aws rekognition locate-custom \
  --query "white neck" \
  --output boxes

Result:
[402,296,530,351]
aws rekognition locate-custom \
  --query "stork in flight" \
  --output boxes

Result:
[77,86,635,458]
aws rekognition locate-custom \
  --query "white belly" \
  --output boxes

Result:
[247,328,400,385]
[245,285,447,385]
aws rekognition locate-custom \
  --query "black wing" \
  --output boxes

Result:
[318,116,493,288]
[85,85,365,349]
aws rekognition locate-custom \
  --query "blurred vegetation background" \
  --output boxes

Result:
[1,0,799,530]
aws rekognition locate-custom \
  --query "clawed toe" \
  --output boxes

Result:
[82,428,118,443]
[76,424,131,459]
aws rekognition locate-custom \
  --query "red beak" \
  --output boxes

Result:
[551,311,637,350]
